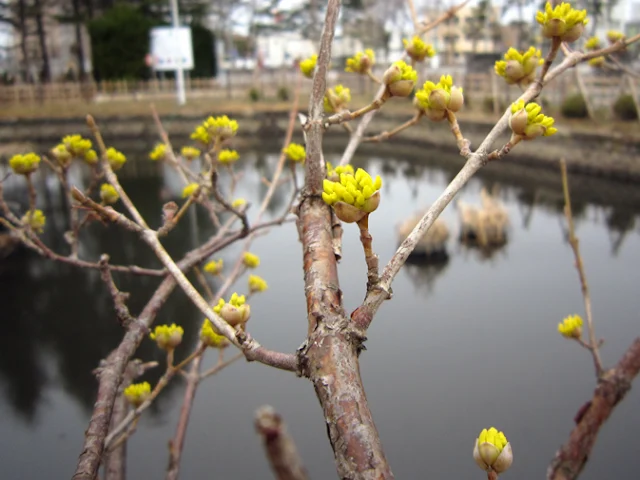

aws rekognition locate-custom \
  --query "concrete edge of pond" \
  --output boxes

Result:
[1,111,639,183]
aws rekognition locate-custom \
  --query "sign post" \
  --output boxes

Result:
[149,1,193,105]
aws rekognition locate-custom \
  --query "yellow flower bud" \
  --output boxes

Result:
[9,153,40,175]
[218,149,239,164]
[213,293,251,328]
[536,2,588,42]
[382,60,417,97]
[282,143,306,163]
[181,146,201,160]
[149,323,184,350]
[345,49,375,74]
[473,427,513,474]
[100,183,119,205]
[248,274,268,293]
[106,147,126,171]
[51,144,73,167]
[509,100,557,140]
[203,258,223,275]
[84,149,98,165]
[149,143,167,161]
[414,75,464,120]
[243,252,260,268]
[300,54,317,78]
[403,36,436,62]
[182,183,200,198]
[558,314,583,338]
[200,319,229,348]
[231,198,246,208]
[324,85,351,113]
[322,167,382,223]
[21,209,46,233]
[124,382,151,408]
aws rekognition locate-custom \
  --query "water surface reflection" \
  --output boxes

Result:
[1,146,639,480]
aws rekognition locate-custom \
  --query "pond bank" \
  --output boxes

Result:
[1,110,639,182]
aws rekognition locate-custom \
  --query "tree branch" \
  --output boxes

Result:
[255,406,308,480]
[547,337,640,480]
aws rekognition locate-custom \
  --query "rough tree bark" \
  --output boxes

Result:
[296,0,393,478]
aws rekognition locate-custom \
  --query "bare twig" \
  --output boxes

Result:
[560,160,603,376]
[164,72,304,480]
[99,254,135,327]
[363,112,423,143]
[255,405,309,480]
[87,115,150,229]
[547,337,640,479]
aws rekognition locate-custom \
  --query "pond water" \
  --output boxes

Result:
[1,143,639,480]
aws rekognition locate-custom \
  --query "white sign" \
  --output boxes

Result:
[150,27,194,71]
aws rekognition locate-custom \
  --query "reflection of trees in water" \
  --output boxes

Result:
[403,255,450,294]
[515,188,588,229]
[605,207,637,256]
[0,178,210,422]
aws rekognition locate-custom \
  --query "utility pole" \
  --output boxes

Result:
[169,0,186,105]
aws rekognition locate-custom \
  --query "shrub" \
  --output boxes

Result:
[249,87,260,102]
[561,93,588,118]
[613,94,639,121]
[277,86,290,101]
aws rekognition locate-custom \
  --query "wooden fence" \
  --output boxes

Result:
[0,68,638,115]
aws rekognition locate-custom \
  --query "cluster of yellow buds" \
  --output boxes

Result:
[63,134,93,157]
[509,100,558,140]
[100,183,119,205]
[9,153,40,175]
[403,36,436,62]
[181,183,200,198]
[324,85,351,113]
[382,60,417,97]
[322,167,382,223]
[204,258,224,275]
[536,2,588,42]
[191,115,239,145]
[51,144,73,168]
[232,198,246,208]
[218,149,239,164]
[414,75,464,121]
[588,56,605,68]
[473,427,513,474]
[200,319,229,348]
[300,54,317,79]
[84,149,98,165]
[181,146,201,161]
[243,252,260,268]
[214,293,251,328]
[283,143,306,163]
[124,382,151,408]
[584,36,601,50]
[607,30,625,43]
[150,323,184,351]
[558,314,583,338]
[248,274,268,293]
[345,49,375,74]
[494,47,544,86]
[21,209,46,233]
[106,147,126,171]
[326,162,354,182]
[149,143,167,161]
